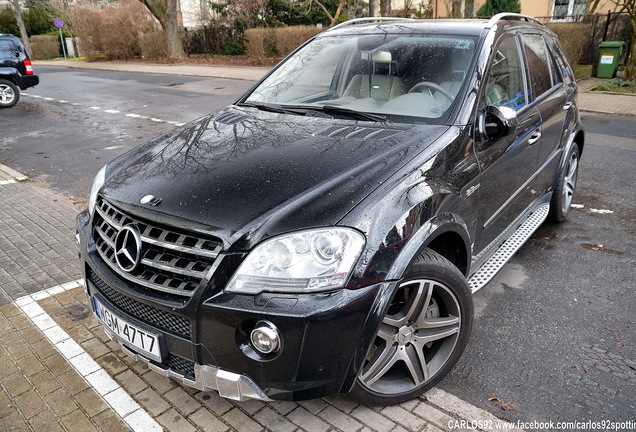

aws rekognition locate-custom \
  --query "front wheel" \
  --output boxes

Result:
[352,249,473,405]
[548,145,580,222]
[0,79,19,108]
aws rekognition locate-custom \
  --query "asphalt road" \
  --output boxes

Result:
[1,66,635,428]
[1,66,253,201]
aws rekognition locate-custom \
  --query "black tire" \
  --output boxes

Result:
[548,145,580,223]
[0,79,20,108]
[351,249,473,405]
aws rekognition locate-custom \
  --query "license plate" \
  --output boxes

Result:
[92,297,162,361]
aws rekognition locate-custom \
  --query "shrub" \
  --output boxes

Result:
[546,22,592,66]
[0,7,19,35]
[245,28,275,62]
[246,26,322,62]
[68,0,160,60]
[141,30,169,59]
[30,35,59,60]
[476,0,521,17]
[274,26,322,57]
[24,8,54,35]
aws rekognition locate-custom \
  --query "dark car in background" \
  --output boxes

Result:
[0,34,39,108]
[76,14,584,404]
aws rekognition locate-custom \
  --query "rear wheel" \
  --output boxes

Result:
[352,249,473,405]
[0,79,19,108]
[548,145,580,222]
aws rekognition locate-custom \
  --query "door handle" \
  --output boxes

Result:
[528,131,541,145]
[563,101,573,111]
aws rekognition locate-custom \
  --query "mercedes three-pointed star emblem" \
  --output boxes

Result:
[114,225,142,272]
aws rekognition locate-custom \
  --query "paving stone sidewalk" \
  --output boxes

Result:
[0,171,81,307]
[0,164,522,432]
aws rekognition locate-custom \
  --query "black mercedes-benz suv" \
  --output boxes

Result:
[0,34,39,108]
[76,14,584,404]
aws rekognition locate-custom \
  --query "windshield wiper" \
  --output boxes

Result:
[239,102,386,122]
[238,102,314,117]
[238,102,287,113]
[284,104,387,122]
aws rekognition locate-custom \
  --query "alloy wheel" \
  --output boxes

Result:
[358,278,461,395]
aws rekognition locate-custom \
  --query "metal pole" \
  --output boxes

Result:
[59,27,67,60]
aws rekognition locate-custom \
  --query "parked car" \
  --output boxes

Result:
[0,34,39,108]
[76,14,583,404]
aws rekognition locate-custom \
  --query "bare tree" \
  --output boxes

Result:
[11,0,33,58]
[140,0,185,58]
[611,0,635,79]
[380,0,391,16]
[587,0,602,13]
[312,0,347,26]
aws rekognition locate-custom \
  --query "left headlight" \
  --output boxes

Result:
[88,165,107,217]
[226,228,366,294]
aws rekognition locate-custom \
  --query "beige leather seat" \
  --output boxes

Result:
[343,74,405,104]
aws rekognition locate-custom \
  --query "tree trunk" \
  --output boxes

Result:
[380,0,391,16]
[141,0,185,58]
[587,0,601,13]
[627,16,636,80]
[11,0,33,59]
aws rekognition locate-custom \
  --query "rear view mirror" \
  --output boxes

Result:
[478,105,518,139]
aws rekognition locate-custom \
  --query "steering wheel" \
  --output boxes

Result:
[408,81,454,106]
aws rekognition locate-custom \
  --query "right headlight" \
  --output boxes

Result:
[88,165,106,217]
[226,228,366,295]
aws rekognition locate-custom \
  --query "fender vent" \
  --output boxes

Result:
[314,126,401,140]
[213,111,250,125]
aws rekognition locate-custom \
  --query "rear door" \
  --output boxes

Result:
[519,33,572,194]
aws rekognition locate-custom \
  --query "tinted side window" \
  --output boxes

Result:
[549,38,574,84]
[0,40,20,59]
[485,36,527,110]
[522,34,552,101]
[549,49,564,86]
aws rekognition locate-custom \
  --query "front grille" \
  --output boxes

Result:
[153,354,196,380]
[92,196,223,297]
[89,268,191,338]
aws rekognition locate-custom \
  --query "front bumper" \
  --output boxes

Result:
[112,337,270,401]
[77,210,391,401]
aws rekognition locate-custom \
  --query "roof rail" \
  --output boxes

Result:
[485,13,544,28]
[327,17,415,32]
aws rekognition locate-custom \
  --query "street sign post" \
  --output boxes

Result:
[53,18,67,60]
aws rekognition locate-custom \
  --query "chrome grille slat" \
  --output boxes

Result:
[92,197,222,297]
[96,204,221,259]
[94,242,194,296]
[140,258,207,278]
[140,236,220,259]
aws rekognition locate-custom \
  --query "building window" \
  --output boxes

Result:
[449,0,475,17]
[553,0,586,19]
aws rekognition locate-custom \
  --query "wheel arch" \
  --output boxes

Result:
[0,69,21,87]
[554,126,584,185]
[341,214,472,396]
[386,213,472,280]
[573,128,584,156]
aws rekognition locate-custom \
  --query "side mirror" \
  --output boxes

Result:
[477,105,518,140]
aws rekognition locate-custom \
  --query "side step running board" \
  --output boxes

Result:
[468,204,550,293]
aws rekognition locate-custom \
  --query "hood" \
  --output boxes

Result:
[101,107,448,250]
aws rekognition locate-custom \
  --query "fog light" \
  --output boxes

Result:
[250,321,281,354]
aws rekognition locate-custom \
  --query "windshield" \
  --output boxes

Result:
[244,33,477,124]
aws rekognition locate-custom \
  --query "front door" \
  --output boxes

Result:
[473,34,541,254]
